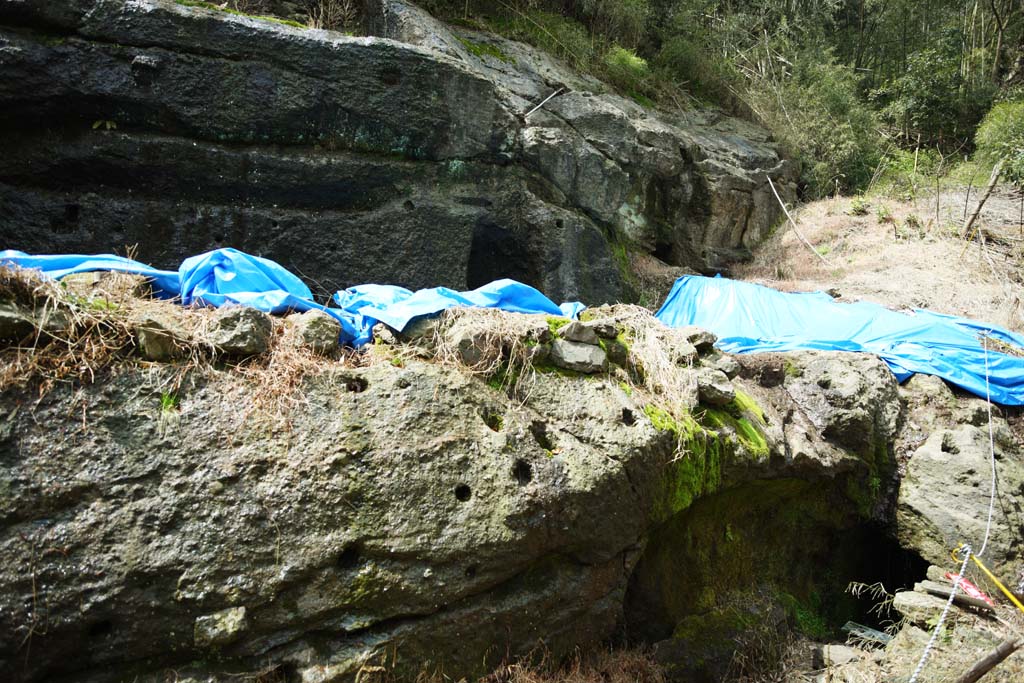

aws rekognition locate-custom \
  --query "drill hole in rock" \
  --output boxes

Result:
[622,408,636,425]
[336,544,361,570]
[529,421,554,451]
[344,376,368,393]
[512,459,532,486]
[481,410,504,432]
[454,484,472,502]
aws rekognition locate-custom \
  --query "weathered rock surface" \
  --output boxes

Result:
[550,338,608,374]
[892,590,950,626]
[0,307,909,683]
[0,0,794,306]
[209,306,273,356]
[285,309,343,355]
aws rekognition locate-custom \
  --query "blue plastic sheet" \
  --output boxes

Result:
[656,275,1024,406]
[1,248,581,348]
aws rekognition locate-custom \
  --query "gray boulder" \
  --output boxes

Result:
[898,424,1024,579]
[558,321,600,345]
[207,307,273,356]
[550,338,608,373]
[285,309,341,355]
[696,368,734,406]
[0,301,34,342]
[131,306,191,361]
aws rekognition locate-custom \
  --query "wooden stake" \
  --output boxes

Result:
[767,176,831,266]
[953,637,1022,683]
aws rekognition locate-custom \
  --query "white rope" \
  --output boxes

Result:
[908,545,973,683]
[977,333,998,558]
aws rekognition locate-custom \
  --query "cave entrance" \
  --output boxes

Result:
[466,219,538,289]
[622,479,926,681]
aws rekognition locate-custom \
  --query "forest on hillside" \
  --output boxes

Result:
[419,0,1024,199]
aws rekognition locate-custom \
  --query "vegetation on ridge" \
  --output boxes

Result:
[423,0,1024,199]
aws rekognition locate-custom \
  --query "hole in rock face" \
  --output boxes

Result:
[337,545,361,570]
[466,219,538,290]
[623,480,927,676]
[941,433,961,454]
[481,410,503,432]
[653,241,673,262]
[344,376,368,393]
[555,219,564,229]
[87,619,114,639]
[380,68,402,86]
[64,203,81,224]
[465,564,479,579]
[512,459,532,486]
[529,421,554,451]
[622,408,636,425]
[403,200,415,211]
[454,484,472,502]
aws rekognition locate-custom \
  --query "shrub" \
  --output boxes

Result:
[603,46,651,95]
[578,0,650,47]
[975,100,1024,184]
[653,35,737,107]
[745,52,881,198]
[494,9,596,71]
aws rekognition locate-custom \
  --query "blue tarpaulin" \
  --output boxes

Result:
[5,249,1023,404]
[655,275,1024,406]
[0,248,580,348]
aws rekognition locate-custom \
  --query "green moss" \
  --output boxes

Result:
[701,408,769,460]
[457,37,514,63]
[174,0,307,28]
[781,591,830,639]
[644,405,725,518]
[731,389,765,425]
[783,360,803,378]
[546,317,569,335]
[630,92,656,108]
[617,381,633,396]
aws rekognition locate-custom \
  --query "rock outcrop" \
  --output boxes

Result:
[0,281,901,683]
[0,0,795,305]
[2,271,1023,682]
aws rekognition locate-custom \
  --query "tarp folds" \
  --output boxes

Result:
[1,248,581,348]
[655,275,1024,406]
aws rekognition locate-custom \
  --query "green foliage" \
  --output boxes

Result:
[976,100,1024,184]
[578,0,650,47]
[160,392,180,413]
[652,35,736,107]
[747,53,882,197]
[457,37,514,63]
[602,46,651,96]
[174,0,307,28]
[848,196,870,216]
[495,10,596,71]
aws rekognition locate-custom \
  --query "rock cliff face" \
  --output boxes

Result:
[0,0,795,304]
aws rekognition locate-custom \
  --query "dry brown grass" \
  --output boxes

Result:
[0,265,364,414]
[414,648,666,683]
[736,194,1024,333]
[0,266,140,394]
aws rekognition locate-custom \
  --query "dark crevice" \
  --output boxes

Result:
[512,459,532,486]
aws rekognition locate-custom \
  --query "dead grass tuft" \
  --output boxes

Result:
[0,265,140,394]
[415,647,666,683]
